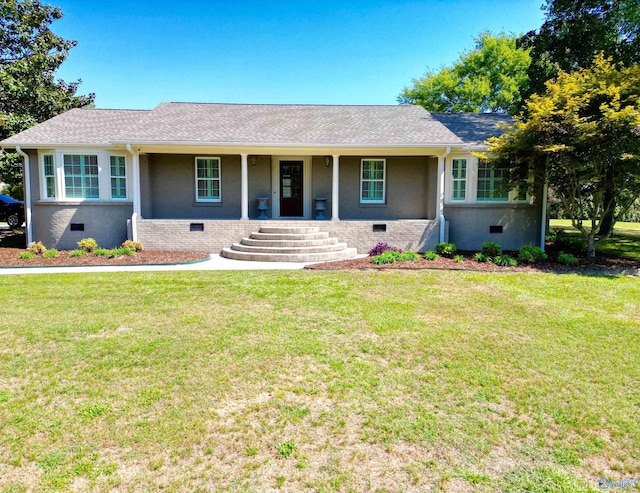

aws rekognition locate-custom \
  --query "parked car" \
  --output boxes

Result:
[0,194,25,228]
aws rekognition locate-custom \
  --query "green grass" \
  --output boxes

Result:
[549,219,640,261]
[0,270,638,492]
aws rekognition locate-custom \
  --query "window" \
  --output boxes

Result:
[451,159,467,201]
[361,159,385,203]
[110,155,127,199]
[43,154,55,198]
[477,161,509,202]
[63,154,99,199]
[196,157,221,201]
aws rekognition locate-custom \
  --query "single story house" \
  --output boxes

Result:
[0,103,546,260]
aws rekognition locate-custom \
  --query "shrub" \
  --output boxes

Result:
[423,251,439,261]
[371,251,399,265]
[474,252,490,263]
[398,251,420,262]
[77,238,98,252]
[481,242,502,257]
[368,242,402,256]
[69,249,87,257]
[453,255,464,263]
[94,248,109,257]
[122,240,144,252]
[110,247,134,257]
[493,254,518,267]
[43,249,59,258]
[435,242,457,258]
[518,245,548,264]
[28,241,48,255]
[557,252,579,266]
[18,251,34,259]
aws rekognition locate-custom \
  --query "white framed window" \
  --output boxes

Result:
[360,158,385,203]
[110,155,127,199]
[451,158,467,201]
[42,154,56,198]
[195,157,221,202]
[63,154,99,199]
[477,161,509,202]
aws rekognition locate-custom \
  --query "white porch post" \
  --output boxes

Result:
[132,152,141,218]
[437,148,451,243]
[331,154,340,221]
[241,154,249,220]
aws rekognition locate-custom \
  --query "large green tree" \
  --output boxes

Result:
[398,32,531,114]
[485,55,640,257]
[0,0,94,198]
[520,0,640,101]
[519,0,640,234]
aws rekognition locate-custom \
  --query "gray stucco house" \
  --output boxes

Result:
[0,102,546,259]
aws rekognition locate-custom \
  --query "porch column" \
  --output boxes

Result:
[437,148,451,243]
[331,154,340,221]
[241,154,249,220]
[132,152,141,218]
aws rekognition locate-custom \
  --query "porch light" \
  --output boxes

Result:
[325,156,331,167]
[250,155,257,166]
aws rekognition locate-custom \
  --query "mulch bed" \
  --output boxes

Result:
[0,248,210,268]
[305,249,640,274]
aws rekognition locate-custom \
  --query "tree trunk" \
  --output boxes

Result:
[587,235,597,258]
[599,189,616,239]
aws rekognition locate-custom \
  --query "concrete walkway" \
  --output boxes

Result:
[0,254,320,275]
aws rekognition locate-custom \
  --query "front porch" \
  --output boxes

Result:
[133,218,441,254]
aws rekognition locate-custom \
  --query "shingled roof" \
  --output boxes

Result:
[431,112,514,147]
[1,103,468,148]
[1,103,514,149]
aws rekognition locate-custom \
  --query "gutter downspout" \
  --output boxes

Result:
[15,146,33,246]
[126,144,140,241]
[438,147,451,243]
[540,183,548,251]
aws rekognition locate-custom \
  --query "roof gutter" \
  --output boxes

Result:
[438,147,451,243]
[15,146,33,246]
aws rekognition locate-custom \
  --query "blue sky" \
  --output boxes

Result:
[53,0,545,109]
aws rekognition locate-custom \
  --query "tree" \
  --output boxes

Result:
[484,55,640,257]
[0,0,94,198]
[520,0,640,101]
[519,0,640,234]
[398,32,531,114]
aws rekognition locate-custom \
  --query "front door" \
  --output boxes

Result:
[280,161,303,217]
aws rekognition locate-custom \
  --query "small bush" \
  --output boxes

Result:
[371,251,399,265]
[398,251,420,262]
[424,251,439,261]
[43,249,59,258]
[28,241,47,255]
[518,245,548,264]
[77,238,98,252]
[368,242,402,256]
[19,251,35,259]
[557,252,579,266]
[122,240,144,252]
[69,249,87,257]
[435,242,457,258]
[474,252,490,263]
[493,254,518,267]
[481,242,502,257]
[453,255,464,263]
[110,247,134,257]
[94,248,109,257]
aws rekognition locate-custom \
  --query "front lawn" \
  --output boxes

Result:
[0,270,638,492]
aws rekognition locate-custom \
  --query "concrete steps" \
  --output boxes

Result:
[221,226,357,262]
